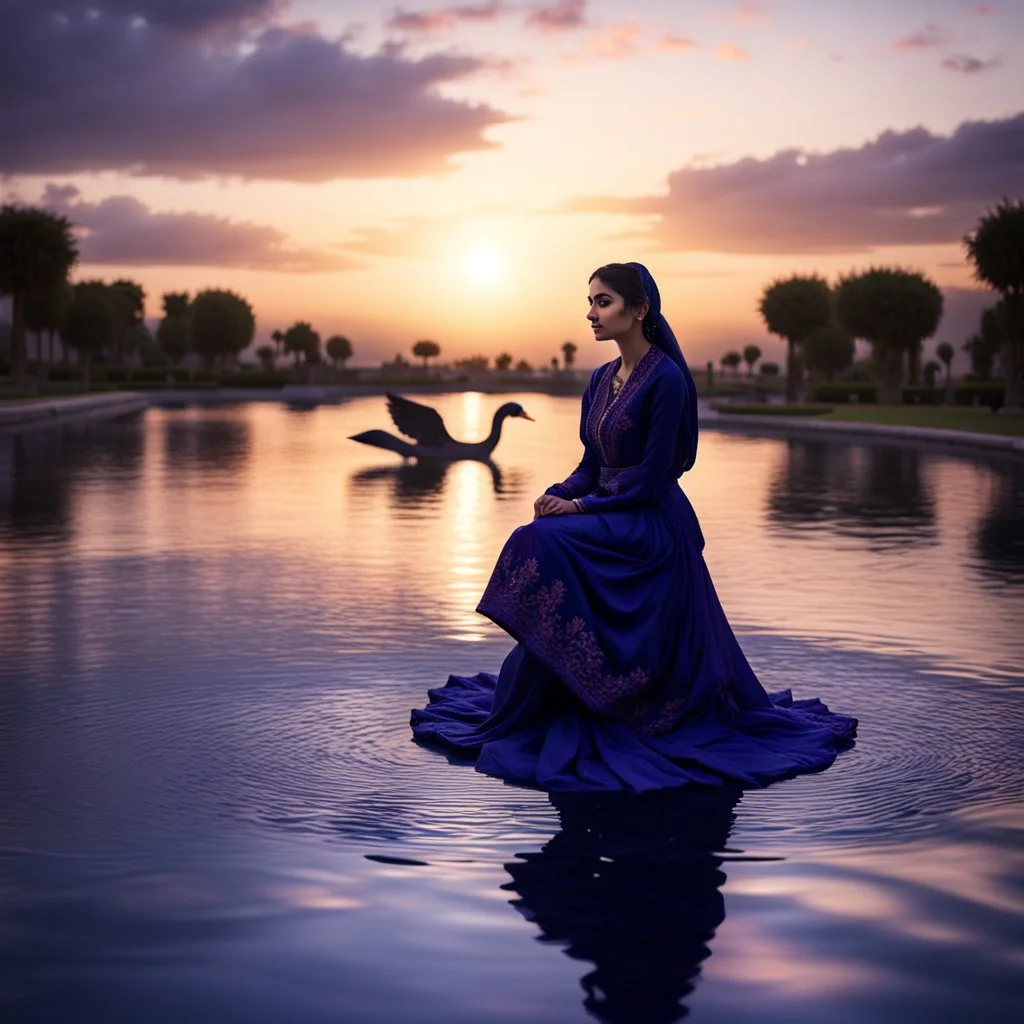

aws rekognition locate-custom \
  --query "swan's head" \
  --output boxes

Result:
[498,402,534,422]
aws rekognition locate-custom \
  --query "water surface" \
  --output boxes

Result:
[1,397,1022,1023]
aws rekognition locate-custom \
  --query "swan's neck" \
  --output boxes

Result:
[484,409,509,451]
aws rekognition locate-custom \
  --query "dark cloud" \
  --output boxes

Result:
[0,2,511,181]
[941,53,1003,73]
[385,3,508,32]
[526,0,587,31]
[7,0,282,33]
[557,112,1024,255]
[41,184,357,272]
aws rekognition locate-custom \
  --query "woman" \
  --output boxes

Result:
[412,262,856,792]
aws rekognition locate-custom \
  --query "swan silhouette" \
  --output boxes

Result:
[349,392,533,461]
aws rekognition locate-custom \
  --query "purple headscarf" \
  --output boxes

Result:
[626,261,699,474]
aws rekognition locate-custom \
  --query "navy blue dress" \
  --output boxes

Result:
[412,344,857,791]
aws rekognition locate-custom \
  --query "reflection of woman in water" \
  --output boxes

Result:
[412,262,856,790]
[505,787,739,1024]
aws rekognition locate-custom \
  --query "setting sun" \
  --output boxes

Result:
[463,246,502,284]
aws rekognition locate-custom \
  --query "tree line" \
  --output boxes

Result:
[0,203,363,390]
[401,338,577,373]
[752,199,1023,409]
[4,200,1019,402]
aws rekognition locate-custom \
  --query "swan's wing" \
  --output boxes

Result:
[385,392,456,446]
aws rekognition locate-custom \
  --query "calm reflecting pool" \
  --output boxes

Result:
[1,396,1022,1023]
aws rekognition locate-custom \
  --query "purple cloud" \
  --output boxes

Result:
[893,22,948,51]
[385,3,508,32]
[556,112,1024,254]
[23,0,283,34]
[526,0,587,31]
[0,2,511,181]
[41,184,357,272]
[942,53,1003,73]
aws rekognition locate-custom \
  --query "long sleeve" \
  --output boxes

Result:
[544,370,602,499]
[575,368,685,513]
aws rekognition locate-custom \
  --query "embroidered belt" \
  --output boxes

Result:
[597,465,637,492]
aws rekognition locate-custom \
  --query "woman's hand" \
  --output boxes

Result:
[533,494,579,519]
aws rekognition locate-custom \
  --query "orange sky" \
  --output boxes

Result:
[2,0,1021,369]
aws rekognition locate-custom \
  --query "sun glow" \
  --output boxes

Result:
[463,246,502,283]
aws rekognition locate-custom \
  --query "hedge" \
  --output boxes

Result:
[808,381,1007,408]
[711,402,834,417]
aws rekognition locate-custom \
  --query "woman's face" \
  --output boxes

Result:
[587,278,646,342]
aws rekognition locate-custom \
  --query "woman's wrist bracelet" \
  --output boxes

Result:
[572,498,585,513]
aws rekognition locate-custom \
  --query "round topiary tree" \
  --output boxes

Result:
[935,341,955,402]
[802,323,855,382]
[61,281,116,390]
[191,289,255,369]
[742,344,761,376]
[964,198,1024,411]
[412,339,441,370]
[326,334,353,369]
[834,267,943,405]
[758,275,832,403]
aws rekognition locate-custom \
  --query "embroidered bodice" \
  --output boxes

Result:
[545,345,689,512]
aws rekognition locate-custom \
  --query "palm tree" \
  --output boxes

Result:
[742,344,762,376]
[282,321,319,366]
[514,359,532,373]
[325,334,353,369]
[758,275,832,403]
[923,360,941,388]
[271,328,285,361]
[24,281,71,378]
[412,339,441,370]
[0,204,79,390]
[157,292,190,367]
[935,341,955,402]
[561,340,577,369]
[494,352,513,372]
[835,267,943,405]
[720,350,742,376]
[964,198,1024,411]
[255,345,276,371]
[109,278,146,365]
[963,304,1004,380]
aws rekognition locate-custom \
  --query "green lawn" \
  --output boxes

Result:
[712,401,1023,437]
[822,404,1024,437]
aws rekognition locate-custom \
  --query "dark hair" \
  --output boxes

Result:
[589,263,647,310]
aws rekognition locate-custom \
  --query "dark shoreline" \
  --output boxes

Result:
[2,388,1021,458]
